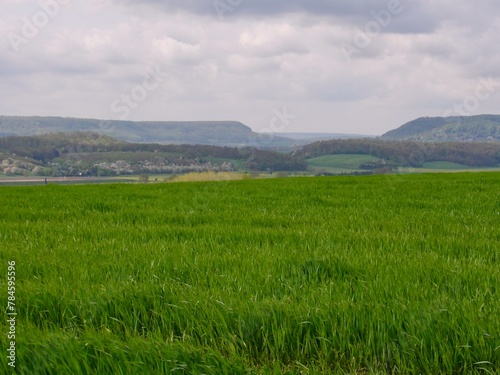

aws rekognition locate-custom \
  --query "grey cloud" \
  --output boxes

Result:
[117,0,379,17]
[116,1,500,38]
[117,0,444,36]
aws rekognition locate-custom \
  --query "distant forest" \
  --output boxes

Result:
[0,133,307,176]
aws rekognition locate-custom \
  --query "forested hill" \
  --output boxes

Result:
[381,115,500,141]
[0,116,292,147]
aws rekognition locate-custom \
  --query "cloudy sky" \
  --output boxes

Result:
[1,0,500,135]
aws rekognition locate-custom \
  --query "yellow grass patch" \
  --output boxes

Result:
[169,171,252,182]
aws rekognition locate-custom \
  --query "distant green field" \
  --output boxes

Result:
[422,161,470,170]
[308,155,500,174]
[306,154,377,172]
[399,165,500,174]
[1,174,499,374]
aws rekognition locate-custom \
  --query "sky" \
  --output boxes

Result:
[1,0,500,135]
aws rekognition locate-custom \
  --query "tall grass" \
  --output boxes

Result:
[0,173,499,374]
[169,171,251,182]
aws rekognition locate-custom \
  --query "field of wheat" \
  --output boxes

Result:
[1,173,499,374]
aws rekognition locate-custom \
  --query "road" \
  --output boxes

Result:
[0,177,134,185]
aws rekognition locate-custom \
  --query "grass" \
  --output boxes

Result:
[306,154,378,173]
[0,173,499,374]
[422,161,470,170]
[398,166,500,174]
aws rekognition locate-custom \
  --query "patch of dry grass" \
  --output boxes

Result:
[169,171,252,182]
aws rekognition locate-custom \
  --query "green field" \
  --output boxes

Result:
[307,155,500,175]
[306,154,378,173]
[398,164,500,174]
[1,173,499,374]
[422,161,470,170]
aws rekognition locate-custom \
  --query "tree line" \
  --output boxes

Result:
[0,132,307,173]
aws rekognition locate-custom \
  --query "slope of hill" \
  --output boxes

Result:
[381,115,500,141]
[0,116,293,147]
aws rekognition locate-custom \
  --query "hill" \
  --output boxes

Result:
[0,115,293,148]
[381,115,500,141]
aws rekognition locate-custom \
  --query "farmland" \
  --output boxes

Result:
[1,173,499,374]
[306,154,379,174]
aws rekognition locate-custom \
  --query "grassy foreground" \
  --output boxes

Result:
[1,173,499,374]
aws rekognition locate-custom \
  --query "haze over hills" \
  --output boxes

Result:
[280,133,374,141]
[381,115,500,142]
[0,116,271,147]
[0,115,371,148]
[2,115,500,148]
